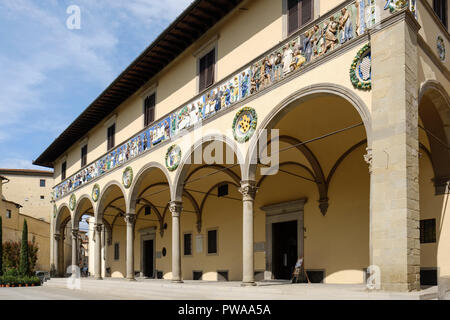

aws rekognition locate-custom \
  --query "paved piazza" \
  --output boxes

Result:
[0,279,438,300]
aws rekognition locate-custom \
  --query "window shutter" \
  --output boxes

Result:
[199,54,207,91]
[144,94,155,126]
[199,49,215,91]
[107,124,115,150]
[206,49,215,88]
[301,0,313,26]
[81,145,87,167]
[61,161,67,180]
[288,0,299,35]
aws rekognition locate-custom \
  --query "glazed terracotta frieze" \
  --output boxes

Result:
[53,0,413,201]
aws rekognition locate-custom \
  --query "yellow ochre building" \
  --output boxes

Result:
[34,0,449,292]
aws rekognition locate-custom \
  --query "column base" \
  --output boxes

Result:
[94,276,103,280]
[172,280,184,283]
[241,281,257,287]
[126,277,136,281]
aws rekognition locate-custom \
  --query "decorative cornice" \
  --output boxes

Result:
[369,8,421,37]
[261,198,307,216]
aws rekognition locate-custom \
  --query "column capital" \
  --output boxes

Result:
[124,213,136,225]
[239,180,258,201]
[94,223,103,233]
[169,201,183,218]
[71,228,79,238]
[54,234,61,241]
[363,147,373,174]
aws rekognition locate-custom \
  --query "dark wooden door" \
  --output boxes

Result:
[143,240,154,278]
[272,221,298,279]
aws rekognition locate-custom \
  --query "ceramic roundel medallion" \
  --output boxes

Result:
[350,44,372,91]
[232,107,257,143]
[437,36,445,61]
[165,145,182,172]
[92,184,100,202]
[122,166,133,189]
[69,193,77,211]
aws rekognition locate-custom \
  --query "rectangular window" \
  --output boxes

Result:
[434,0,448,27]
[114,243,120,260]
[39,179,46,187]
[107,124,115,150]
[218,183,228,197]
[144,94,156,127]
[144,206,151,216]
[6,209,11,219]
[40,195,45,200]
[61,161,67,181]
[193,271,203,280]
[184,233,192,256]
[81,145,88,167]
[199,49,215,92]
[288,0,314,35]
[420,219,437,243]
[207,229,218,254]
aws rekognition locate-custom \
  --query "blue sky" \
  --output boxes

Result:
[0,0,193,170]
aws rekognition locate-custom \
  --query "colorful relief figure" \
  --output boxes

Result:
[239,68,250,99]
[339,7,354,44]
[384,0,407,13]
[150,117,170,145]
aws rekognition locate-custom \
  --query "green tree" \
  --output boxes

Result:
[0,216,3,275]
[19,219,30,276]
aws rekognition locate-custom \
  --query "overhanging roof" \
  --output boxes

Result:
[0,168,53,177]
[34,0,243,168]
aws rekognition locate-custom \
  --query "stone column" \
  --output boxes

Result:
[101,225,106,278]
[71,228,79,268]
[370,10,421,291]
[53,233,61,277]
[170,201,183,283]
[94,224,103,280]
[239,181,257,286]
[58,233,65,277]
[124,213,136,281]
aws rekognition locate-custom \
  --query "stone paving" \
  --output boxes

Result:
[0,278,437,300]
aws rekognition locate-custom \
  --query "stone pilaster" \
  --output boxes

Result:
[94,224,103,280]
[370,10,421,291]
[239,181,258,286]
[124,213,136,281]
[170,201,183,283]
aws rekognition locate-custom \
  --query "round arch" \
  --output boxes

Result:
[72,194,95,229]
[127,161,173,214]
[54,203,71,235]
[244,83,372,181]
[95,180,128,224]
[418,80,450,194]
[172,133,246,201]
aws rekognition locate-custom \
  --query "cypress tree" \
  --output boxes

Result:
[19,219,29,276]
[0,216,2,275]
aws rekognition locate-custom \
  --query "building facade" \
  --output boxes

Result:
[0,169,54,223]
[35,0,449,291]
[1,175,52,271]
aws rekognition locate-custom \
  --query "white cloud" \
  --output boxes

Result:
[0,0,194,169]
